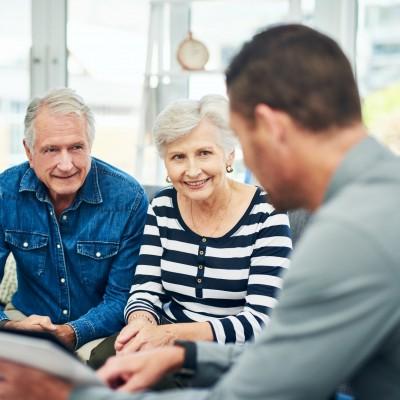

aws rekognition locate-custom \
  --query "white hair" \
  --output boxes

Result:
[153,94,237,158]
[24,87,95,150]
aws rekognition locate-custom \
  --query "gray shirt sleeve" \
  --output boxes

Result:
[71,219,400,400]
[208,219,400,400]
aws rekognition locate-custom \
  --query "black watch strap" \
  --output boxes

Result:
[174,340,197,375]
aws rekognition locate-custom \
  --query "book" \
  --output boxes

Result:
[0,328,104,387]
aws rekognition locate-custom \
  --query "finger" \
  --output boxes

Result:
[120,338,142,354]
[39,316,56,330]
[97,357,125,382]
[116,325,140,346]
[98,360,134,389]
[118,374,147,393]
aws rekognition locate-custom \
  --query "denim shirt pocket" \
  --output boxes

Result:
[4,230,48,277]
[76,241,120,288]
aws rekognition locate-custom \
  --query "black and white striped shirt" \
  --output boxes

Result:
[125,186,292,344]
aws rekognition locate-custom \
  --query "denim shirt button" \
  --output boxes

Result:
[62,309,68,315]
[60,278,66,284]
[96,252,101,258]
[23,242,28,248]
[57,244,61,249]
[62,215,67,221]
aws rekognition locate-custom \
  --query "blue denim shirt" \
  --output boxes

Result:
[0,158,148,348]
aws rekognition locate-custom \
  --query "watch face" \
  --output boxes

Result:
[177,37,209,70]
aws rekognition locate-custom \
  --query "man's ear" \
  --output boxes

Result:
[23,139,34,167]
[254,104,288,145]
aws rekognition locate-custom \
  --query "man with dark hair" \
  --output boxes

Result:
[1,24,400,400]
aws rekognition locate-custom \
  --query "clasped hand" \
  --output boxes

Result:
[115,319,176,354]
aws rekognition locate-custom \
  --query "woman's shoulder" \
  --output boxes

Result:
[150,186,177,212]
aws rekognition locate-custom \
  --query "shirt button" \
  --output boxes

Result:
[23,242,29,248]
[62,309,68,315]
[201,237,207,243]
[62,215,67,221]
[60,278,66,284]
[198,265,203,269]
[197,278,202,283]
[199,250,204,255]
[57,244,61,249]
[50,211,53,216]
[96,252,101,258]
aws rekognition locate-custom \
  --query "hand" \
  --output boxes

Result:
[53,324,76,348]
[4,315,56,332]
[98,346,185,392]
[115,317,154,353]
[118,324,177,354]
[0,359,72,400]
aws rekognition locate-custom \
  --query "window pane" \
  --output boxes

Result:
[187,0,315,183]
[0,0,31,171]
[67,0,150,176]
[357,0,400,154]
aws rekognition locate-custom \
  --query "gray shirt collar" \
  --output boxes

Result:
[324,136,388,205]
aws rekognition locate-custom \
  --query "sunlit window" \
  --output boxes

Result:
[0,0,31,171]
[357,0,400,154]
[67,0,150,177]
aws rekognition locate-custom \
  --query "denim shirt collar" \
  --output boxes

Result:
[18,158,103,207]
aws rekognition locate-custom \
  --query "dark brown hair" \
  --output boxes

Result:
[226,24,362,131]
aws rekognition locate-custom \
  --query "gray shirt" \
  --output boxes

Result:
[72,136,400,399]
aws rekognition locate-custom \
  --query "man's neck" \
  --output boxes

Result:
[296,123,367,211]
[51,194,76,216]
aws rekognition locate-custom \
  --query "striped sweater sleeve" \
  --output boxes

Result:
[208,209,292,344]
[124,204,166,323]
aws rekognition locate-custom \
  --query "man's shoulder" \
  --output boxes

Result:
[93,158,142,190]
[92,158,146,208]
[0,162,30,193]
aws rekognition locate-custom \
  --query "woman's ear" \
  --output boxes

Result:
[226,149,235,166]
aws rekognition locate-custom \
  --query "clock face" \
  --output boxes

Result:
[177,37,209,71]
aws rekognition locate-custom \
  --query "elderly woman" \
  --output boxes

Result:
[115,95,292,353]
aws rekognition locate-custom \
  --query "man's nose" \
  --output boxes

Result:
[56,151,74,171]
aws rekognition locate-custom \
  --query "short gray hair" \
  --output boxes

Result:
[24,87,95,150]
[153,94,237,158]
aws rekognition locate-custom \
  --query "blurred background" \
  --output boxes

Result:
[0,0,399,185]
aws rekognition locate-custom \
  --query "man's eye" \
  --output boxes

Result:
[43,148,57,153]
[199,151,211,156]
[172,154,184,160]
[72,145,83,150]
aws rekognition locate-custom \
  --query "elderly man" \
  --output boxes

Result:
[1,24,400,400]
[0,88,148,357]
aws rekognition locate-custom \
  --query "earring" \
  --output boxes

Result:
[226,165,233,173]
[166,176,172,183]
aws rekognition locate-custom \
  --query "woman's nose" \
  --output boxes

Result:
[186,159,201,177]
